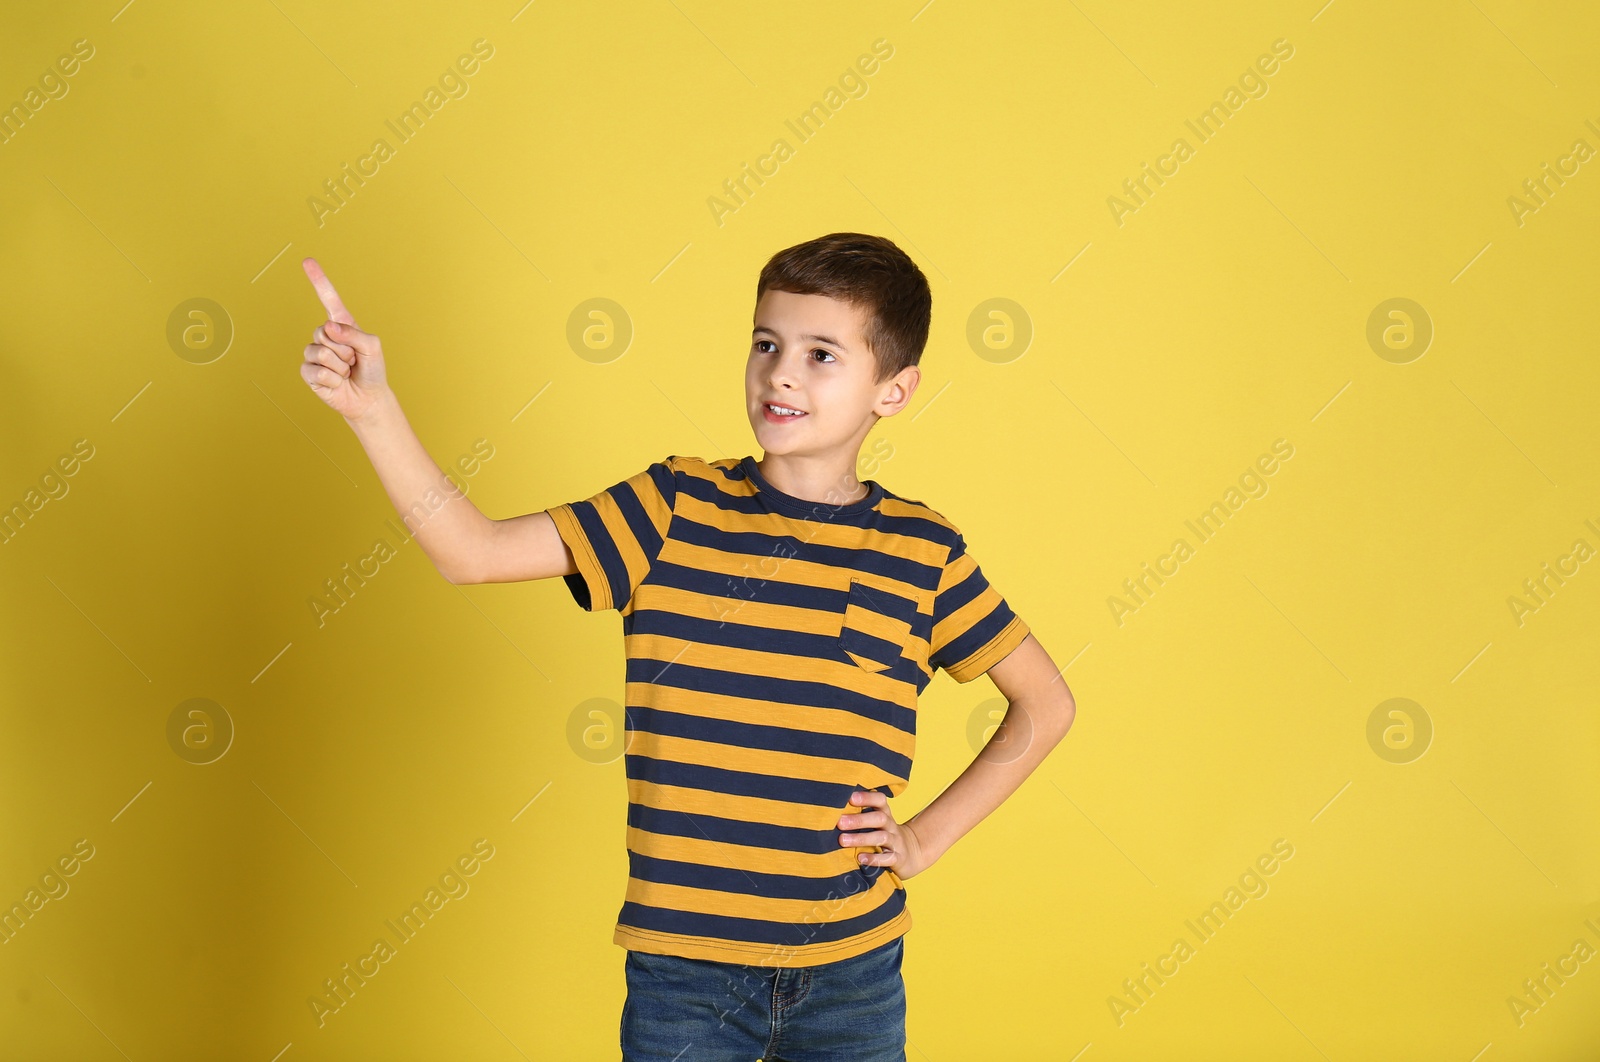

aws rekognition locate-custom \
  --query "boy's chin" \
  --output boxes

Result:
[752,421,806,445]
[752,434,810,458]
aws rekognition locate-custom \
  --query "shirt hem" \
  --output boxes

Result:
[947,613,1030,683]
[547,503,611,612]
[613,905,911,968]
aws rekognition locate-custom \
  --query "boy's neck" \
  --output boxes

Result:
[755,452,870,506]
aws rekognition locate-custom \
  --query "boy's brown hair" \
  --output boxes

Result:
[756,232,931,386]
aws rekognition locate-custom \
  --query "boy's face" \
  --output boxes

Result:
[745,289,918,462]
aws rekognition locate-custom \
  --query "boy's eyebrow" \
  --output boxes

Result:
[751,325,849,351]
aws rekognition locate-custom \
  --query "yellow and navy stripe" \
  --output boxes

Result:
[549,454,1029,966]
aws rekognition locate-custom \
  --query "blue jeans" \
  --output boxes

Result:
[620,935,907,1061]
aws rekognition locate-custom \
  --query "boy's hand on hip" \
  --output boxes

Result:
[840,791,931,880]
[300,257,391,422]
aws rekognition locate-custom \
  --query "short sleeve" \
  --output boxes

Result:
[547,457,678,612]
[928,531,1031,683]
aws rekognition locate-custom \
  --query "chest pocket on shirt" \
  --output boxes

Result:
[839,579,919,674]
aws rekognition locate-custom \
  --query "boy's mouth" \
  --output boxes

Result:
[762,401,808,423]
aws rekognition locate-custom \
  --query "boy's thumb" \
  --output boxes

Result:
[332,321,372,352]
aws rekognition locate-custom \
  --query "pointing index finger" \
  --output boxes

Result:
[301,257,358,327]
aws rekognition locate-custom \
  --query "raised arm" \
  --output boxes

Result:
[298,257,576,585]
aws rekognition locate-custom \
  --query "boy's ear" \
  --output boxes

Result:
[878,365,920,414]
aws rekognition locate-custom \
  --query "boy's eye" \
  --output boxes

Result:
[753,340,835,363]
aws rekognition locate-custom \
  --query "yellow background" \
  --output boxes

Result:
[3,1,1598,1058]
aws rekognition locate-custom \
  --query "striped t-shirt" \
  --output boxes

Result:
[548,454,1030,968]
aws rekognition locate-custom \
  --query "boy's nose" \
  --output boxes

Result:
[766,351,808,386]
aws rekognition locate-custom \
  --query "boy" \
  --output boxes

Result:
[299,233,1076,1061]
